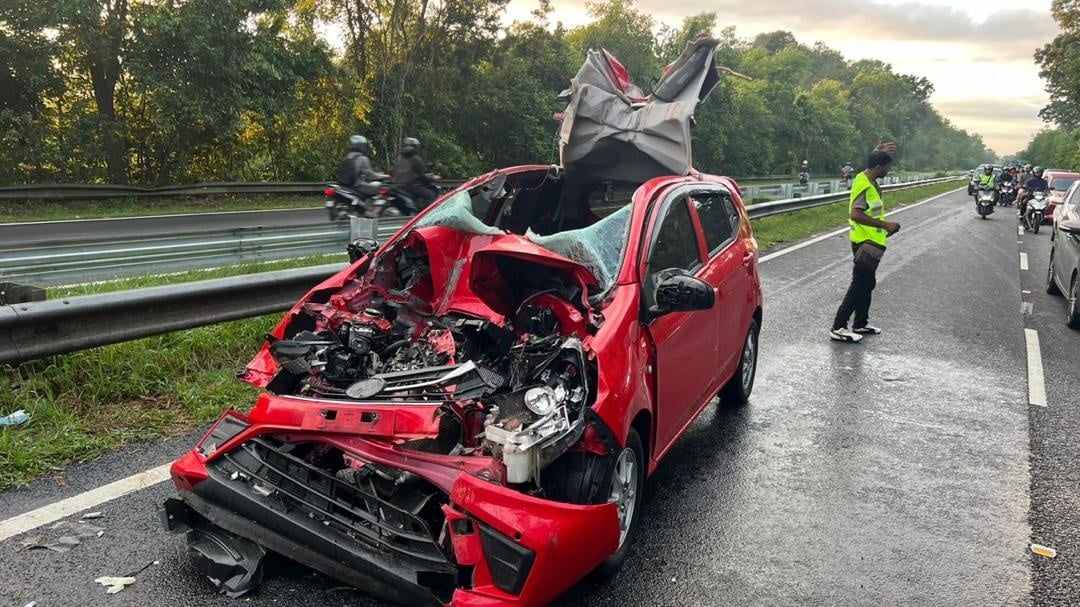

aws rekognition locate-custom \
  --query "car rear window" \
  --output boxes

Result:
[1052,177,1078,192]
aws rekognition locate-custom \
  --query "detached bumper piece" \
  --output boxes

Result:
[163,437,458,606]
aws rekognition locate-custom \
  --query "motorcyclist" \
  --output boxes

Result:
[841,162,855,184]
[975,164,998,209]
[391,137,441,211]
[996,167,1016,205]
[1019,166,1049,219]
[800,160,811,183]
[336,135,386,197]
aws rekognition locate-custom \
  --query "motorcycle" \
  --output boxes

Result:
[841,169,853,188]
[1024,190,1050,234]
[975,186,996,219]
[324,182,421,221]
[324,183,364,221]
[799,171,809,185]
[998,182,1016,206]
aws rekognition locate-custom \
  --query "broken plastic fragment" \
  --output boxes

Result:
[0,409,30,426]
[1031,544,1057,558]
[81,512,104,520]
[94,576,136,594]
[21,521,104,553]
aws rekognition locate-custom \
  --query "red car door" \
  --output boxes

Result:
[641,192,719,457]
[688,189,754,380]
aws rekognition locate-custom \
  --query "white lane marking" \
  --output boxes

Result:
[1019,226,1024,237]
[1022,302,1034,315]
[1020,252,1029,271]
[1025,329,1048,408]
[0,464,171,542]
[1023,290,1032,294]
[760,187,963,263]
[0,186,965,540]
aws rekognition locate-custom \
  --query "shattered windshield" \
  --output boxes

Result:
[526,204,632,293]
[408,183,632,294]
[412,189,503,236]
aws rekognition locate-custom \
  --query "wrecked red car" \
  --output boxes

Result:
[163,38,763,607]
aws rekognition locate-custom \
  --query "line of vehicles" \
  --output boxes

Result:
[968,163,1080,329]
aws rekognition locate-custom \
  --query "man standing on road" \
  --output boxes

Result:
[830,149,901,343]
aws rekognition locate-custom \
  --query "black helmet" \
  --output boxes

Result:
[349,135,369,153]
[402,137,420,154]
[1034,166,1044,176]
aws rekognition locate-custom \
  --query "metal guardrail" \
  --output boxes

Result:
[0,175,961,364]
[0,180,470,201]
[0,265,344,362]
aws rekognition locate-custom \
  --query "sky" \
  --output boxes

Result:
[504,0,1060,155]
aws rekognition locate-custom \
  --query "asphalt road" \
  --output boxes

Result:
[1,188,1071,606]
[0,208,327,247]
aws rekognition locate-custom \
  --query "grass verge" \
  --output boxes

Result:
[0,193,321,223]
[751,180,962,250]
[0,180,961,490]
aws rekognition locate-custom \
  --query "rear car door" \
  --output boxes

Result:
[641,192,718,456]
[687,189,752,380]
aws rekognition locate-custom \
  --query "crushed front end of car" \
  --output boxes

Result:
[163,189,624,606]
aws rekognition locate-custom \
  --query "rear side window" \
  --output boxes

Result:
[691,192,739,254]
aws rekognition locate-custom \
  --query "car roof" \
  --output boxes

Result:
[1045,170,1080,179]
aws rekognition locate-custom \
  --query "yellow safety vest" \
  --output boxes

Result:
[849,172,887,247]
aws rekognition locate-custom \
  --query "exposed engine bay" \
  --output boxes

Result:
[250,221,603,490]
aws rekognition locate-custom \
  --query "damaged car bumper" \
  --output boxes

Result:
[164,404,620,606]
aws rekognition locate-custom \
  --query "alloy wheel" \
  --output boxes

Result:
[608,447,639,548]
[741,328,758,393]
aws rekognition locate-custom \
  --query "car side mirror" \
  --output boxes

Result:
[347,238,379,263]
[649,269,715,318]
[1061,219,1080,235]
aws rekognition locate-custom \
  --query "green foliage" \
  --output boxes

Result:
[0,0,991,186]
[1020,128,1080,169]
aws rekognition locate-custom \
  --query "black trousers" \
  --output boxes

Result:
[832,244,879,330]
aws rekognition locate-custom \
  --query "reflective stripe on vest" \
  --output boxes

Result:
[849,172,887,247]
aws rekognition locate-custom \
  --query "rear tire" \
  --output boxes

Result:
[719,318,759,407]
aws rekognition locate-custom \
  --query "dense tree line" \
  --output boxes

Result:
[0,0,992,186]
[1021,0,1080,169]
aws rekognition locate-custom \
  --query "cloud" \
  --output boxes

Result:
[545,0,1059,61]
[934,97,1046,122]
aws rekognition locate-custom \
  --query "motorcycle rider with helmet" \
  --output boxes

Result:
[975,164,998,210]
[391,137,441,211]
[1019,166,1049,220]
[336,135,386,197]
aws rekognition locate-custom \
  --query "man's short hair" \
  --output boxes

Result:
[867,151,893,170]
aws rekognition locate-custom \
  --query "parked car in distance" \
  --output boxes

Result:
[1046,187,1080,329]
[1044,170,1080,223]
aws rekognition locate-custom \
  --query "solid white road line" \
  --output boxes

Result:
[1025,329,1049,408]
[1020,252,1029,271]
[0,185,965,541]
[760,186,962,262]
[0,463,171,542]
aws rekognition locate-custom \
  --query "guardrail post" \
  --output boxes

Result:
[0,282,46,305]
[780,184,794,199]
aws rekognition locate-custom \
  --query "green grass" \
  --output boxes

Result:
[0,193,321,223]
[751,180,962,250]
[49,253,348,298]
[0,180,961,490]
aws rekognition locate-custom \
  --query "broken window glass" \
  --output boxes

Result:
[526,204,632,293]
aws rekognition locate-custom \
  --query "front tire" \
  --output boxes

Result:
[719,318,759,406]
[593,429,644,577]
[1069,277,1080,330]
[1047,250,1063,296]
[1034,219,1041,234]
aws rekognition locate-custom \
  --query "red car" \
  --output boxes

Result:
[1044,170,1080,222]
[163,163,763,606]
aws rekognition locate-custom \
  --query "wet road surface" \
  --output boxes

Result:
[0,188,1063,606]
